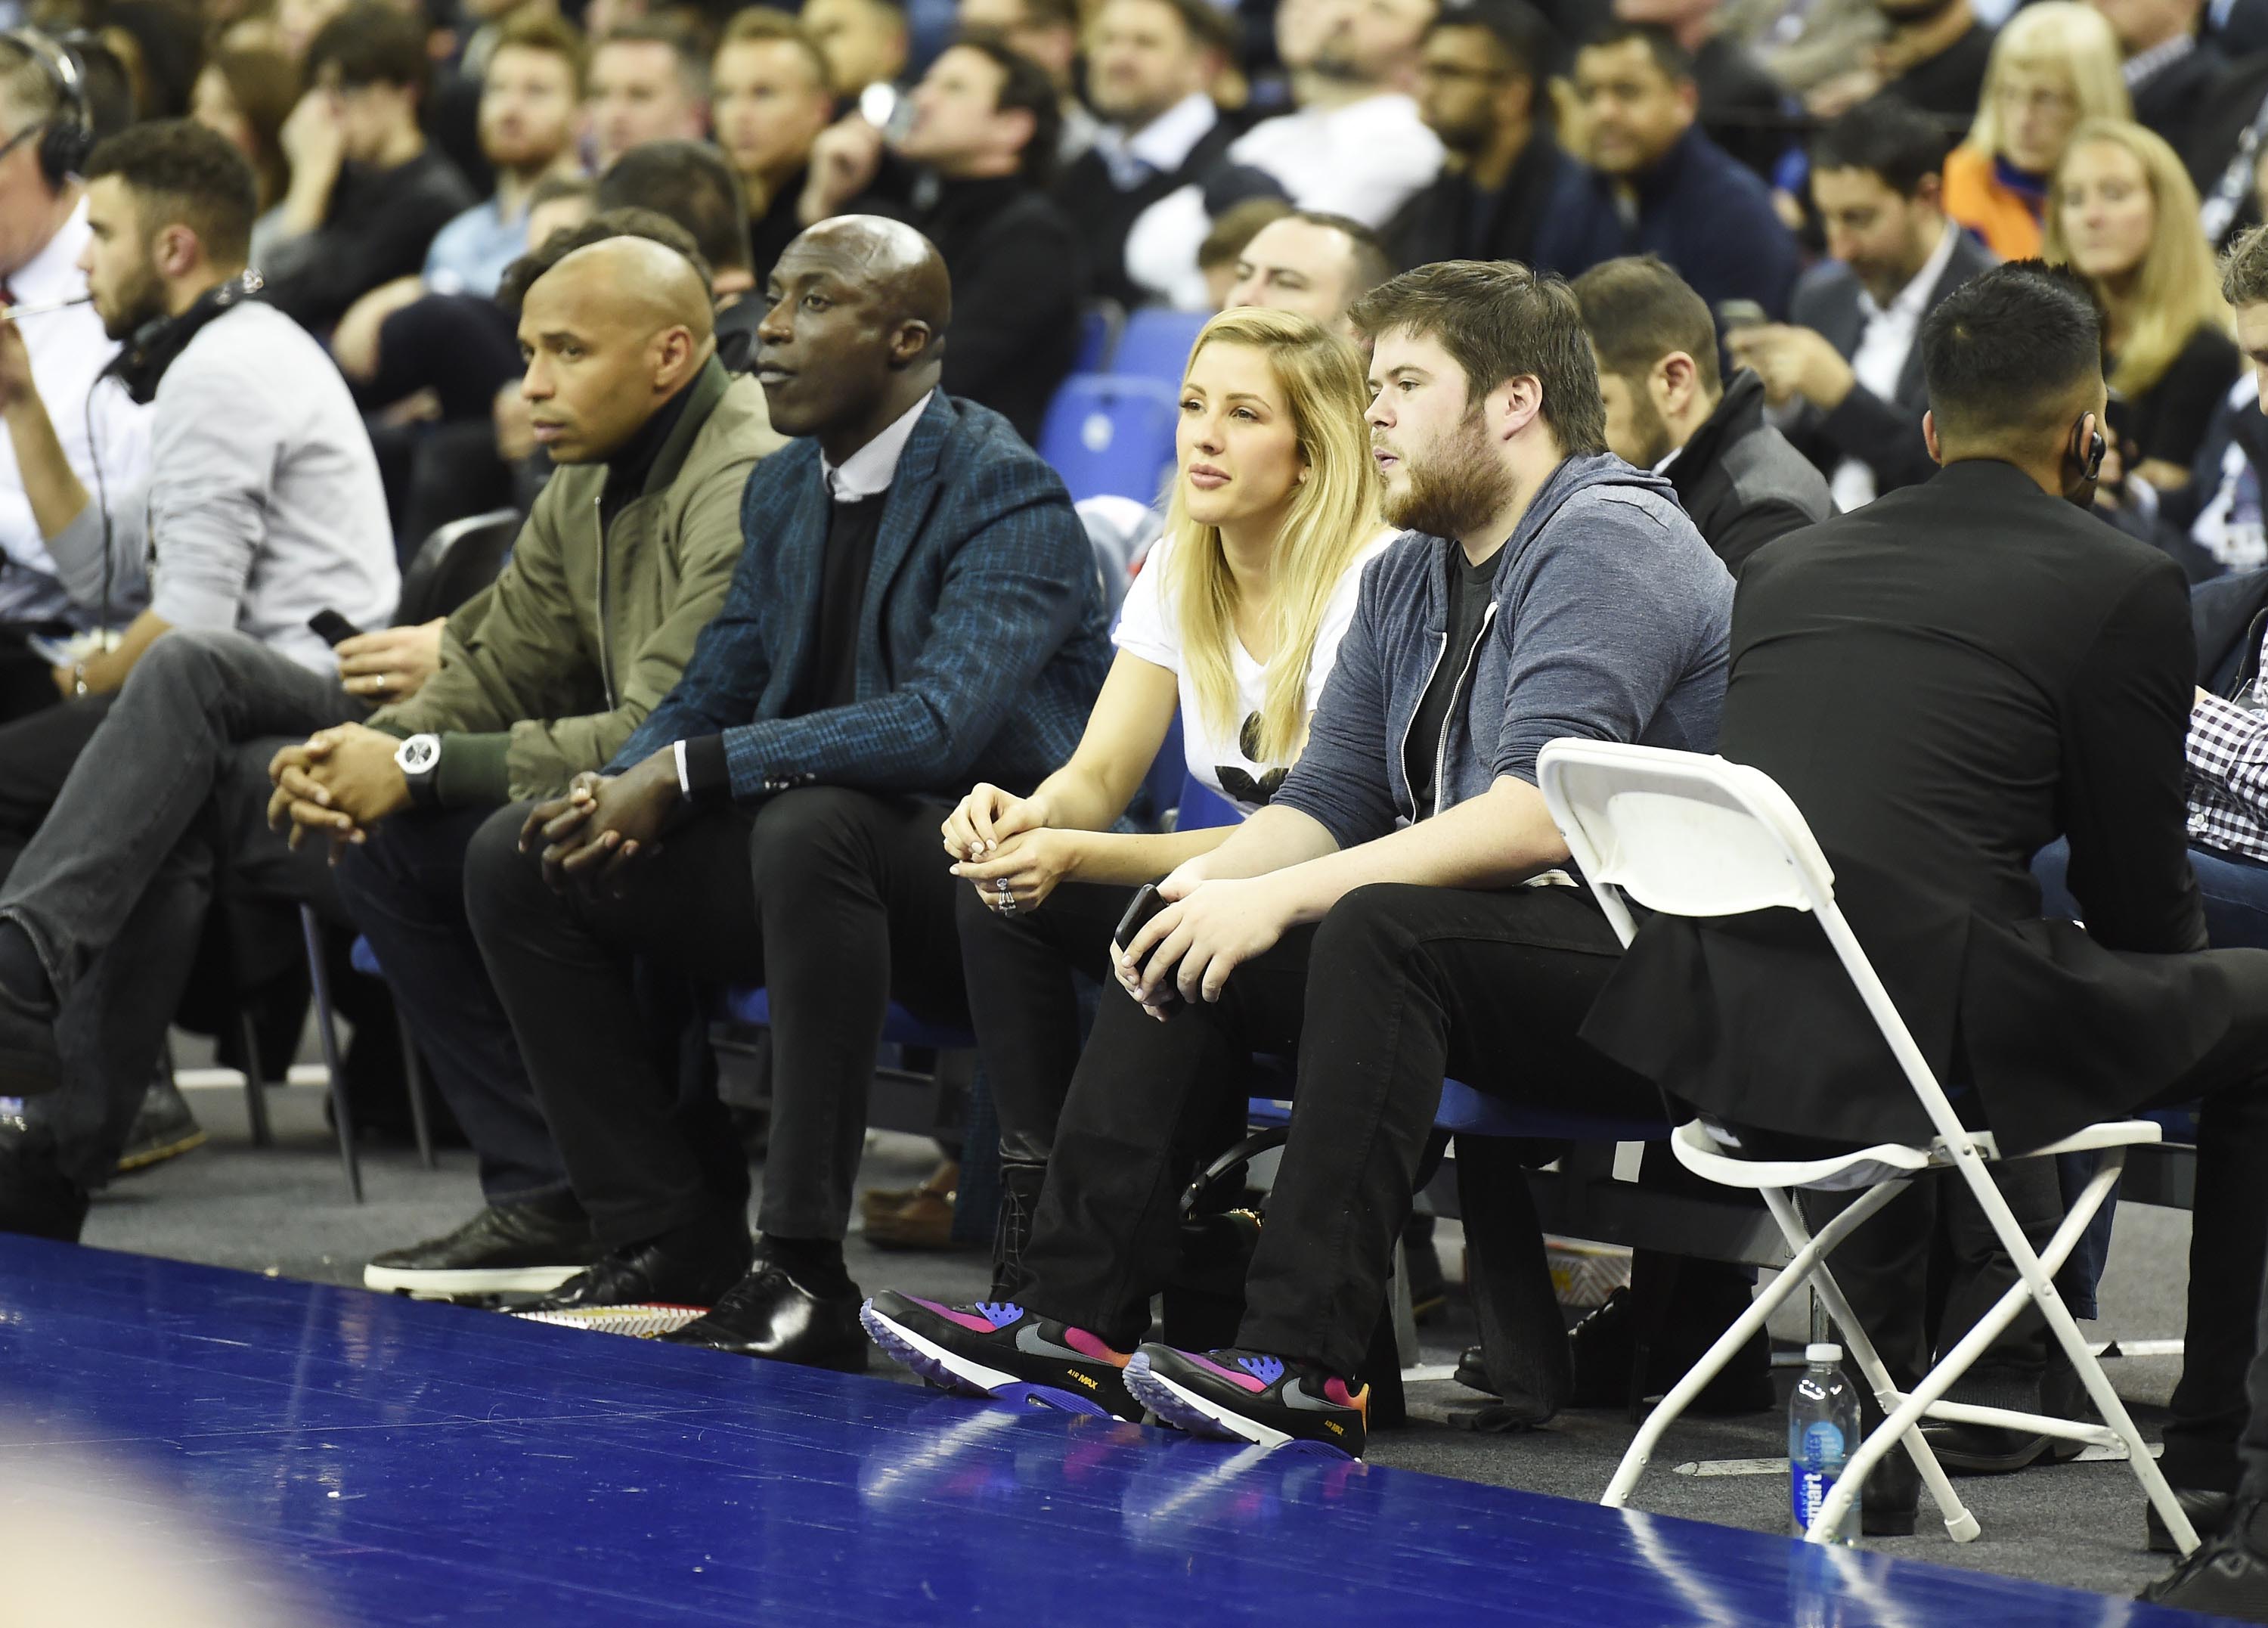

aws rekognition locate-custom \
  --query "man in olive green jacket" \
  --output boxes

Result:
[274,237,782,1295]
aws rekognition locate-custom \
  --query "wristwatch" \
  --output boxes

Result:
[393,733,442,809]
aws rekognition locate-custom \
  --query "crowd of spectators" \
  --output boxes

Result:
[14,0,2268,1614]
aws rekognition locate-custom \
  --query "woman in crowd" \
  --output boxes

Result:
[190,45,300,261]
[1943,2,2128,259]
[940,306,1388,1295]
[2046,119,2240,494]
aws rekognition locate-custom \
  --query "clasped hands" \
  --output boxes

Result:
[516,750,682,895]
[940,783,1295,1020]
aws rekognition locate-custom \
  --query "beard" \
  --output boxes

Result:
[1381,405,1519,541]
[98,253,167,342]
[1621,389,1675,470]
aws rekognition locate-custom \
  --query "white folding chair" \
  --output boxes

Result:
[1534,738,2198,1552]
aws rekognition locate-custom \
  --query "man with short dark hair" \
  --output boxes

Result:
[711,11,836,289]
[801,37,1084,441]
[460,216,1111,1369]
[1224,208,1390,339]
[960,0,1100,163]
[865,258,1732,1456]
[1571,23,1799,317]
[587,23,708,170]
[1586,261,2268,1540]
[1387,0,1620,273]
[1051,0,1240,309]
[263,3,476,333]
[1576,254,1830,572]
[1732,97,1993,506]
[597,141,766,371]
[0,119,399,1233]
[1614,0,1795,180]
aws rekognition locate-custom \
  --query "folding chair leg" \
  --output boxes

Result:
[1808,1151,2171,1549]
[396,1009,435,1171]
[1601,1180,1908,1509]
[299,905,361,1203]
[238,1009,271,1148]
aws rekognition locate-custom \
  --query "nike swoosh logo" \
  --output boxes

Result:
[1016,1324,1102,1365]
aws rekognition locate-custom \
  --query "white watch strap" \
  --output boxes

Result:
[674,738,690,798]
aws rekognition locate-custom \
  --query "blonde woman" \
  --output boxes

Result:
[940,307,1387,1294]
[2046,119,2241,493]
[1943,2,2129,259]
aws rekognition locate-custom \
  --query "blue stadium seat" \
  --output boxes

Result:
[1112,308,1210,386]
[1074,301,1123,374]
[1038,376,1179,504]
[1174,766,1239,831]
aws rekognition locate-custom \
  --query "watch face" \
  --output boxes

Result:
[397,736,440,774]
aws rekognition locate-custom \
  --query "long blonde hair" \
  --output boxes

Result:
[2044,119,2232,397]
[1162,308,1381,767]
[1964,2,2129,162]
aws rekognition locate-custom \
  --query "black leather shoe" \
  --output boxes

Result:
[0,1130,88,1242]
[365,1193,606,1298]
[1861,1441,1920,1537]
[1921,1419,2084,1475]
[2143,1502,2268,1620]
[662,1257,868,1371]
[0,985,60,1099]
[2149,1487,2239,1554]
[516,1220,754,1313]
[114,1078,206,1174]
[1567,1285,1775,1414]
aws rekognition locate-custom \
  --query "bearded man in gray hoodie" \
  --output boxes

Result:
[863,258,1734,1458]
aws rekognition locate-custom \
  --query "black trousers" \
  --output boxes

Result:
[333,806,572,1206]
[0,693,111,883]
[956,879,1132,1166]
[1019,882,1664,1377]
[463,786,968,1248]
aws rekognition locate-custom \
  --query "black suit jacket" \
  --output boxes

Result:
[1581,460,2255,1155]
[1783,229,1996,495]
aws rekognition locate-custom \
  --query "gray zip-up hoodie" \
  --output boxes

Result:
[1275,451,1733,849]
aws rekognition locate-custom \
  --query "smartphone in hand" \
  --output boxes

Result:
[308,609,362,647]
[1113,882,1184,1012]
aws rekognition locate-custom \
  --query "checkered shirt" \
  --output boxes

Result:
[2186,683,2268,863]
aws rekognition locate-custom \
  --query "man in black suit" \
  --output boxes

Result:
[1585,262,2268,1539]
[1051,0,1240,308]
[2097,0,2229,158]
[1730,98,1994,507]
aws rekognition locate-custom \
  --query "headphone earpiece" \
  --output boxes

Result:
[1,30,90,191]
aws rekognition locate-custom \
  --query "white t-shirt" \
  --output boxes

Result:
[1114,527,1394,816]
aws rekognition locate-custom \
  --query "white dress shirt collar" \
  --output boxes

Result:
[11,197,88,302]
[821,389,934,502]
[1123,92,1220,175]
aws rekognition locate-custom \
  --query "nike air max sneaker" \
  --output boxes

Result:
[1125,1343,1368,1458]
[860,1290,1141,1421]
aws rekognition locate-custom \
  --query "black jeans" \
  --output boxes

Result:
[0,632,358,1184]
[956,879,1132,1166]
[333,805,572,1206]
[463,786,968,1248]
[1020,882,1664,1377]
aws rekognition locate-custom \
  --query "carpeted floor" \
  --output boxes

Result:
[85,1071,2199,1606]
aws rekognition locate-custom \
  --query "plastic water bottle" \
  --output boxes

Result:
[1789,1342,1860,1543]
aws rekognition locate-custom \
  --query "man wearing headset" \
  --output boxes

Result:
[0,29,150,718]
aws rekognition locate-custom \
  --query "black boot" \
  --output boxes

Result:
[990,1157,1047,1301]
[2143,1499,2268,1620]
[0,1121,88,1242]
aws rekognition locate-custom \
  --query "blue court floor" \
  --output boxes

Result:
[0,1236,2225,1626]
